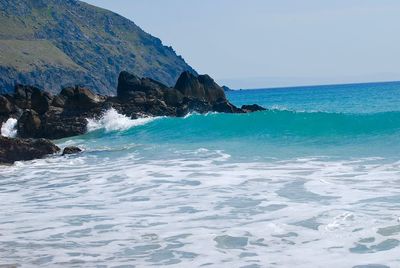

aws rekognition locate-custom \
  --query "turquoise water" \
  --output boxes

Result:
[228,81,400,113]
[1,82,400,267]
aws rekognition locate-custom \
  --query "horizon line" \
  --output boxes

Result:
[228,79,400,91]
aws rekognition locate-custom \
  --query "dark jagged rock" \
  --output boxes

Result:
[51,94,67,108]
[14,84,35,109]
[31,88,53,114]
[117,71,169,102]
[39,112,89,140]
[0,95,13,114]
[213,101,244,114]
[60,86,104,112]
[198,75,227,103]
[174,71,227,103]
[0,136,60,164]
[163,88,184,106]
[177,98,213,117]
[17,109,42,138]
[241,104,266,113]
[62,146,82,156]
[117,71,240,116]
[174,71,205,100]
[0,116,6,125]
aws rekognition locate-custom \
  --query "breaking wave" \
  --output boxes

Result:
[1,118,17,138]
[123,109,400,140]
[86,108,156,132]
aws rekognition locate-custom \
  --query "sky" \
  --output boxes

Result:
[83,0,400,88]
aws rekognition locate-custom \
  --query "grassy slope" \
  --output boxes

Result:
[0,0,196,94]
[0,40,82,72]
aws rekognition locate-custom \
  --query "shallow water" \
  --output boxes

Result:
[1,82,400,267]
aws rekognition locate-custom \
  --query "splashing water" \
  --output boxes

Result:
[1,118,17,138]
[86,108,156,132]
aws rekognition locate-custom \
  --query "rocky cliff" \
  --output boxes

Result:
[0,0,196,94]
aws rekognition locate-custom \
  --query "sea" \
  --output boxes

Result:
[1,81,400,267]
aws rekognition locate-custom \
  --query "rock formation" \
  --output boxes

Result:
[62,146,82,156]
[241,104,267,113]
[0,71,265,163]
[0,136,60,164]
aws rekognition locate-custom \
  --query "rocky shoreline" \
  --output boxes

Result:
[0,71,265,164]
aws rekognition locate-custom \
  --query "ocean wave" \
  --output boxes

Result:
[86,108,156,132]
[123,110,400,140]
[1,118,17,138]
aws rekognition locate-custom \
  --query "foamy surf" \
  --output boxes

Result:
[86,108,156,132]
[1,152,399,267]
[1,118,17,138]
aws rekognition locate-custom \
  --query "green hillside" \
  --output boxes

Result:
[0,0,196,94]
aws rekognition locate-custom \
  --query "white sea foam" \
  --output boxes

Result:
[0,118,17,137]
[183,111,199,118]
[183,111,218,119]
[86,108,155,132]
[270,104,290,111]
[1,151,399,267]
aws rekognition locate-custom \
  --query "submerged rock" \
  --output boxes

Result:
[0,137,60,164]
[241,104,266,113]
[62,146,82,156]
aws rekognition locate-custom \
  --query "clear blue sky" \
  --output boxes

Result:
[83,0,400,88]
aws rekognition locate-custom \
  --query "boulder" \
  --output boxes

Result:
[39,114,88,140]
[241,104,266,113]
[62,146,82,155]
[117,71,142,98]
[17,110,42,138]
[31,88,53,114]
[0,137,60,164]
[163,88,183,106]
[60,86,102,111]
[51,87,73,108]
[174,71,205,100]
[130,91,147,104]
[213,101,243,113]
[0,116,7,125]
[177,98,213,116]
[145,99,176,116]
[117,71,166,99]
[51,95,67,108]
[14,84,35,109]
[0,95,13,115]
[198,74,227,103]
[174,72,227,103]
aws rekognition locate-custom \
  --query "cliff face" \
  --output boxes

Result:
[0,0,197,94]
